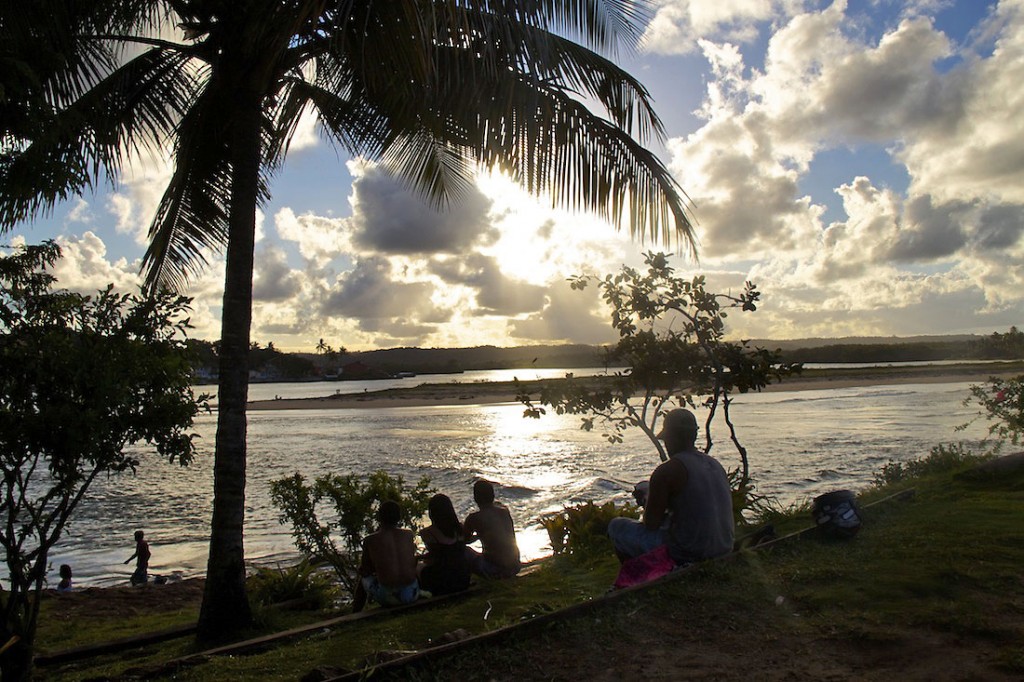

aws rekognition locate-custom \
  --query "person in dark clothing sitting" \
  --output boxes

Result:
[418,493,471,596]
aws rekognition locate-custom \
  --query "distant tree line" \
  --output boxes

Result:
[186,330,1024,384]
[780,328,1024,364]
[187,340,319,383]
[977,326,1024,359]
[360,343,607,374]
[185,342,611,383]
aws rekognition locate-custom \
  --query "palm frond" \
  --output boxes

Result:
[515,0,653,50]
[273,78,392,160]
[304,1,693,250]
[513,24,664,143]
[143,74,275,293]
[380,130,478,208]
[474,78,693,252]
[142,81,232,292]
[0,47,194,229]
[426,1,651,53]
[418,6,665,142]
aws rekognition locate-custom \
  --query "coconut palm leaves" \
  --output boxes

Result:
[1,0,697,639]
[3,1,694,283]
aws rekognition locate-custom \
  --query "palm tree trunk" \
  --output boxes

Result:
[197,93,260,641]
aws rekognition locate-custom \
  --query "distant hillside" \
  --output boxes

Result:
[340,344,609,374]
[747,334,980,351]
[196,331,1022,382]
[327,333,1021,374]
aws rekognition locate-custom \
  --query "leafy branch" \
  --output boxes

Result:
[517,252,801,493]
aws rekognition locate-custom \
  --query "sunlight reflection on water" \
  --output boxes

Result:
[43,380,991,587]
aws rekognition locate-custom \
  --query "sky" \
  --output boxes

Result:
[6,0,1023,352]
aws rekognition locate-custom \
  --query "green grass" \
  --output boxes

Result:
[33,453,1024,680]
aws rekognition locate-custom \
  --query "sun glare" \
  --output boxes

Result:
[475,406,573,489]
[476,171,625,285]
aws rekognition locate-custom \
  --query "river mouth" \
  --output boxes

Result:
[39,377,991,588]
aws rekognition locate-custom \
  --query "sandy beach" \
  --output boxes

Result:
[247,362,1024,411]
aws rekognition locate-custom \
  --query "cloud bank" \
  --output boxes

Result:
[10,1,1022,350]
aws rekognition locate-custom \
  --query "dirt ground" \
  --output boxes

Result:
[40,578,206,624]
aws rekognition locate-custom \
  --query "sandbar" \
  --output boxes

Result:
[246,362,1024,411]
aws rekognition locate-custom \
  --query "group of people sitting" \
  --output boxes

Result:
[353,479,521,612]
[355,407,736,611]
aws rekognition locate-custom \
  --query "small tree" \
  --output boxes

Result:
[0,242,205,681]
[960,374,1024,454]
[270,471,434,600]
[518,252,800,512]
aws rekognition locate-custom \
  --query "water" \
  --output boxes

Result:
[46,379,991,588]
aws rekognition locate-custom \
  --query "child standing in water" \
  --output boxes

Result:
[124,530,151,585]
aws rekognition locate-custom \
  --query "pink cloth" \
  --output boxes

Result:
[613,544,675,589]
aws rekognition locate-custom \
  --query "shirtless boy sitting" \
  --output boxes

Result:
[464,480,521,578]
[352,500,419,612]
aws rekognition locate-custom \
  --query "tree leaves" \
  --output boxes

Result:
[517,251,802,482]
[0,241,205,665]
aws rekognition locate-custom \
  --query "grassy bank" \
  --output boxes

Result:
[33,449,1024,680]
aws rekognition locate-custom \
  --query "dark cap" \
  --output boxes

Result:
[656,408,698,438]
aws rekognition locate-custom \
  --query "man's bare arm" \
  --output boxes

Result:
[463,514,480,544]
[643,466,670,530]
[357,537,374,577]
[643,461,688,530]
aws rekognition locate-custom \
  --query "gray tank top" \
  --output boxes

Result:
[666,449,735,563]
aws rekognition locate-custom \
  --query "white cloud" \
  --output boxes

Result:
[66,198,94,225]
[253,245,304,302]
[660,1,1024,339]
[511,280,617,345]
[429,254,547,316]
[50,232,141,293]
[321,255,445,325]
[105,155,174,244]
[287,107,321,152]
[666,102,825,258]
[898,3,1024,204]
[644,0,803,55]
[273,207,352,267]
[759,13,957,146]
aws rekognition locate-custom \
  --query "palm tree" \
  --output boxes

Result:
[1,1,695,641]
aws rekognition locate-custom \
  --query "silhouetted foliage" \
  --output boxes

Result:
[960,373,1024,454]
[270,471,434,600]
[0,242,205,681]
[517,252,801,511]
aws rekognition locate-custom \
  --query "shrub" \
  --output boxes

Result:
[247,559,335,609]
[0,242,204,680]
[517,252,801,495]
[542,500,640,555]
[960,375,1024,454]
[873,443,986,487]
[270,470,434,599]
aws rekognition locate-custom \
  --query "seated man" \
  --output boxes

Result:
[352,500,419,612]
[464,480,521,578]
[608,408,734,565]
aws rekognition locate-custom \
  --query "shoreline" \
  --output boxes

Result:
[246,362,1024,411]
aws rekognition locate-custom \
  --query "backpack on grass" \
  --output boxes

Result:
[811,490,862,539]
